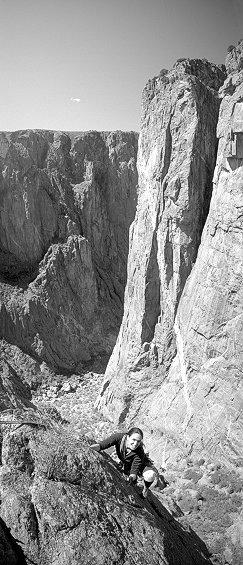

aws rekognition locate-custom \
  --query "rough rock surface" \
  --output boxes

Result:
[8,364,241,565]
[0,416,212,565]
[0,358,34,412]
[0,130,138,370]
[98,47,243,467]
[0,516,27,565]
[0,339,55,391]
[97,58,229,453]
[154,59,243,466]
[225,40,243,75]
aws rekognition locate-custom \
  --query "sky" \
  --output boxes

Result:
[0,0,242,133]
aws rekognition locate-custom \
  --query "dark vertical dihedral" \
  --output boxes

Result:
[141,231,160,344]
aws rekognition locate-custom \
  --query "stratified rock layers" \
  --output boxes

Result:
[97,54,243,466]
[0,130,138,370]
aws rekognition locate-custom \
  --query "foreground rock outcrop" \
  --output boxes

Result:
[0,130,138,371]
[98,47,243,467]
[0,517,27,565]
[0,414,212,565]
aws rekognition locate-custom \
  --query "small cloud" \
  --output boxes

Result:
[70,97,81,103]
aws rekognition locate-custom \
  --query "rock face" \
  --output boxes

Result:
[0,130,138,370]
[0,358,34,412]
[97,52,243,467]
[225,40,243,75]
[0,516,27,565]
[0,417,212,565]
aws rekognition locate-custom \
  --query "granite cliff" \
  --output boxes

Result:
[0,130,138,371]
[98,47,243,469]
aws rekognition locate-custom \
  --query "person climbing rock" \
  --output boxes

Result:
[91,427,156,499]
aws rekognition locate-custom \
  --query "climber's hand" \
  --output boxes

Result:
[90,443,100,452]
[128,474,137,485]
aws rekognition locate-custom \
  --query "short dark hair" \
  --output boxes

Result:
[127,427,143,439]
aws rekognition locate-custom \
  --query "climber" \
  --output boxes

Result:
[90,427,156,499]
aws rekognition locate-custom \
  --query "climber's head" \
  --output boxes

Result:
[126,427,143,451]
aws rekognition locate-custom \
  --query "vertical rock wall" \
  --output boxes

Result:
[0,130,138,370]
[155,43,243,465]
[97,56,242,465]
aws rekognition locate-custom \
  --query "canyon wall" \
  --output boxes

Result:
[98,48,243,466]
[0,130,138,371]
[0,46,242,565]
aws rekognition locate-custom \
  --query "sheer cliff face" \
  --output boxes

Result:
[97,53,242,466]
[0,130,138,370]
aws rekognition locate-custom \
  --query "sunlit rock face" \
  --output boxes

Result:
[0,130,138,370]
[225,40,243,75]
[0,419,212,565]
[163,45,243,465]
[96,55,243,467]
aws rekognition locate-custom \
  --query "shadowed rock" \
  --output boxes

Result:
[0,516,27,565]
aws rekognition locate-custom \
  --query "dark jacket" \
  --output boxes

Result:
[98,432,145,477]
